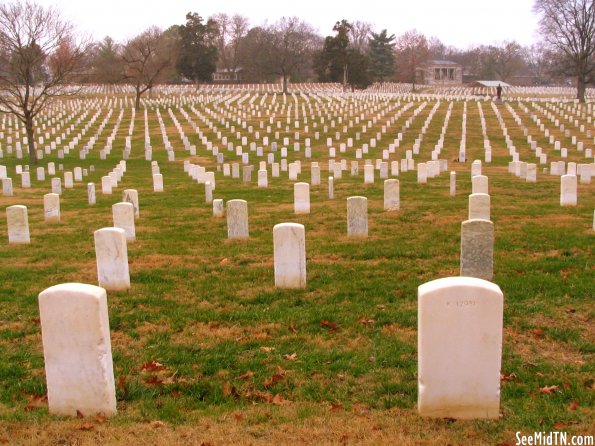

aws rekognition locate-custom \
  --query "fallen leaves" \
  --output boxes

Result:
[320,320,340,332]
[567,400,580,411]
[263,373,285,389]
[141,361,166,372]
[358,315,375,326]
[23,395,47,411]
[283,352,298,361]
[260,346,276,352]
[243,391,291,405]
[239,371,254,380]
[500,372,517,383]
[223,382,239,399]
[539,385,559,394]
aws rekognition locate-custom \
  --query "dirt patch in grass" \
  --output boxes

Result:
[505,327,588,366]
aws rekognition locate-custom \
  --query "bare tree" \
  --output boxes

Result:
[350,21,372,53]
[0,1,87,163]
[229,14,249,71]
[211,13,230,69]
[211,13,248,72]
[122,27,173,109]
[534,0,595,102]
[394,29,429,91]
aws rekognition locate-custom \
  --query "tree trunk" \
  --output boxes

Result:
[342,64,348,92]
[25,115,37,165]
[577,74,586,103]
[282,74,288,94]
[135,86,141,109]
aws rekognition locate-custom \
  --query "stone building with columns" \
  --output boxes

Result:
[416,60,463,86]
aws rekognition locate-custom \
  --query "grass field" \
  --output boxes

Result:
[0,92,593,445]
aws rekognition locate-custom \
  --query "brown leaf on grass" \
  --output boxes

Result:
[540,385,559,394]
[565,308,576,314]
[330,403,343,411]
[233,412,244,421]
[200,442,214,446]
[553,421,567,429]
[260,346,276,352]
[283,353,297,361]
[562,382,570,390]
[263,373,285,388]
[76,410,84,418]
[531,328,545,338]
[568,400,579,411]
[223,382,239,399]
[244,390,273,403]
[239,371,254,380]
[23,405,40,411]
[289,321,298,333]
[500,372,517,382]
[219,257,229,264]
[118,376,128,393]
[78,425,94,431]
[358,316,375,325]
[271,394,289,405]
[320,320,339,332]
[142,361,166,372]
[152,421,165,428]
[144,376,164,386]
[24,394,47,411]
[30,318,40,324]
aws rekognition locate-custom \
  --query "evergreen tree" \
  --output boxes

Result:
[368,29,395,83]
[176,12,218,85]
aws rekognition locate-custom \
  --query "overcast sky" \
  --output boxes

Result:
[34,0,540,49]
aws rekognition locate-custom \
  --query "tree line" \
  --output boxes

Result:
[0,0,592,162]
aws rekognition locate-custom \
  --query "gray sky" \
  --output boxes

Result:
[36,0,540,48]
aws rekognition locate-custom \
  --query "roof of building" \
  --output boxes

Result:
[421,60,461,66]
[476,80,511,87]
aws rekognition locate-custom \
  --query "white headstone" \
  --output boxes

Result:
[273,223,306,289]
[347,196,368,238]
[384,179,400,211]
[44,193,60,222]
[471,175,488,195]
[6,205,30,243]
[122,189,139,218]
[418,276,503,419]
[112,202,135,241]
[88,183,96,205]
[460,219,494,280]
[2,178,13,196]
[560,175,577,206]
[294,182,310,214]
[213,199,224,218]
[38,283,117,417]
[94,227,130,291]
[227,199,249,239]
[153,173,163,192]
[468,193,491,220]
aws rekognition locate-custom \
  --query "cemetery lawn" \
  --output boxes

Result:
[0,94,594,445]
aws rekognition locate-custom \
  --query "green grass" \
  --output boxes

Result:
[0,93,593,445]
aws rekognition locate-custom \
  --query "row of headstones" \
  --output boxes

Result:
[89,182,495,294]
[5,189,140,244]
[36,274,503,419]
[0,163,95,196]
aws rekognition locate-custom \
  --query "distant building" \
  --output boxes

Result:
[212,68,244,84]
[416,60,462,86]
